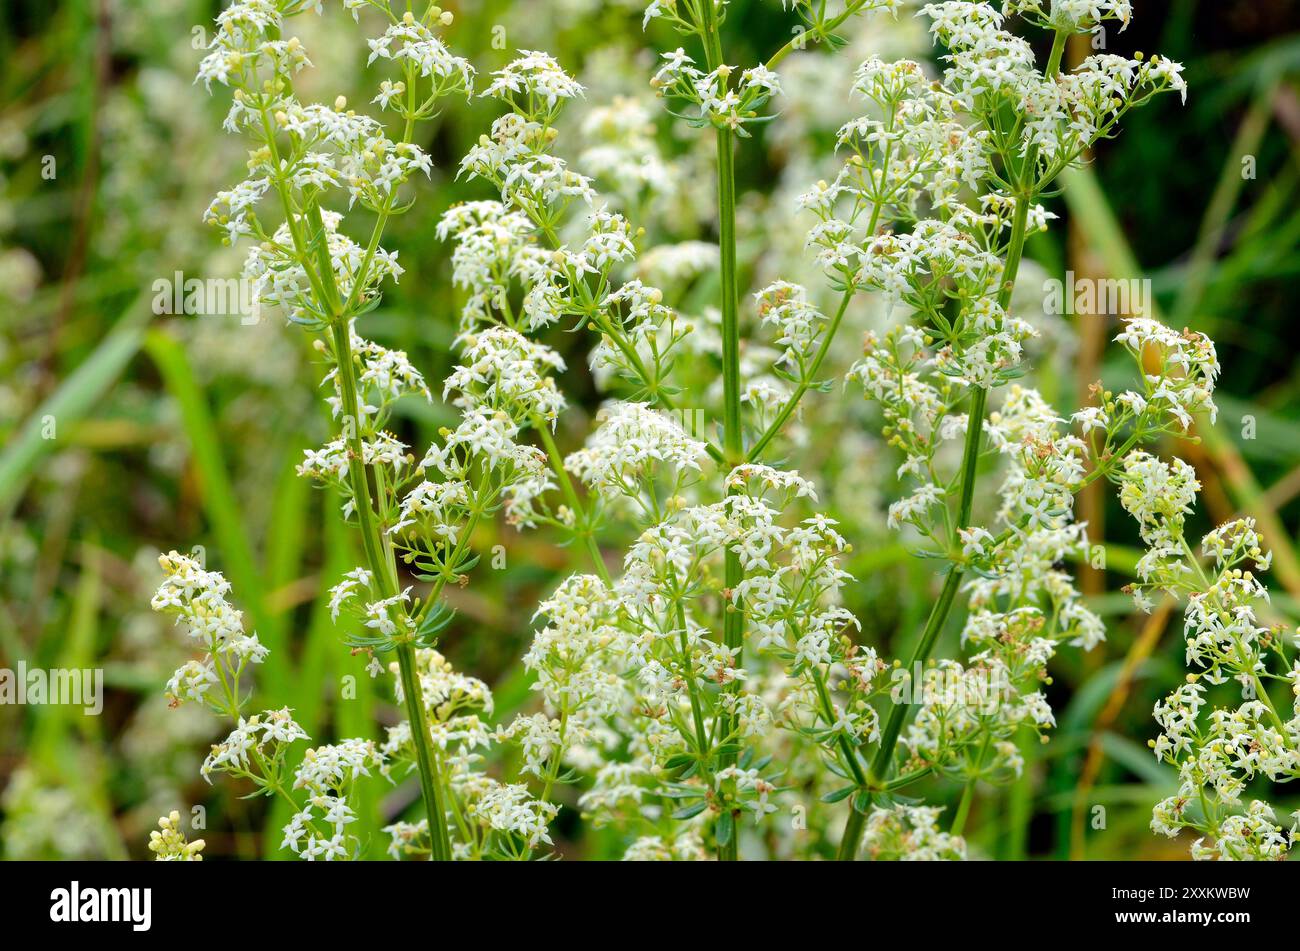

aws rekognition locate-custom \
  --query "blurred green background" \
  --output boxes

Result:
[2,0,1299,859]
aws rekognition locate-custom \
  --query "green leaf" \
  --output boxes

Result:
[821,785,856,804]
[715,810,734,847]
[672,802,708,820]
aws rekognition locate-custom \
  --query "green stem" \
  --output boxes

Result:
[837,807,865,860]
[955,387,990,532]
[329,315,451,862]
[395,643,452,860]
[835,393,983,861]
[998,195,1031,312]
[766,0,872,70]
[867,566,964,785]
[538,710,569,807]
[1045,28,1068,82]
[534,421,611,584]
[747,288,853,462]
[676,602,713,765]
[812,667,867,787]
[700,0,745,863]
[950,778,976,837]
[327,320,386,583]
[836,145,1035,859]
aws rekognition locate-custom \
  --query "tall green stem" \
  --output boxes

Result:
[327,275,452,863]
[394,636,453,860]
[700,0,745,862]
[835,159,1033,861]
[867,566,965,785]
[1045,27,1068,81]
[258,61,452,859]
[677,602,713,765]
[812,668,868,788]
[837,806,866,860]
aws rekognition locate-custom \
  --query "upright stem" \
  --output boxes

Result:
[700,0,745,862]
[677,602,713,763]
[812,667,868,787]
[394,637,453,860]
[1045,27,1068,81]
[259,73,451,857]
[950,778,976,837]
[867,566,964,785]
[998,192,1032,312]
[836,162,1034,861]
[837,806,866,861]
[328,291,452,862]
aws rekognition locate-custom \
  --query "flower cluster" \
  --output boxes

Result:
[1146,517,1300,859]
[282,738,387,861]
[651,49,783,136]
[147,811,206,862]
[153,551,267,710]
[151,553,387,862]
[156,0,1239,864]
[565,401,707,507]
[923,2,1184,172]
[860,803,967,860]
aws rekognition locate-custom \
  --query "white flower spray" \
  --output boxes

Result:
[153,0,1285,862]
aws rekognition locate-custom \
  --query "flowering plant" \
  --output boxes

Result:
[152,0,1299,862]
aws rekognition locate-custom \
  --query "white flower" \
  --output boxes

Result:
[565,402,707,500]
[483,50,582,111]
